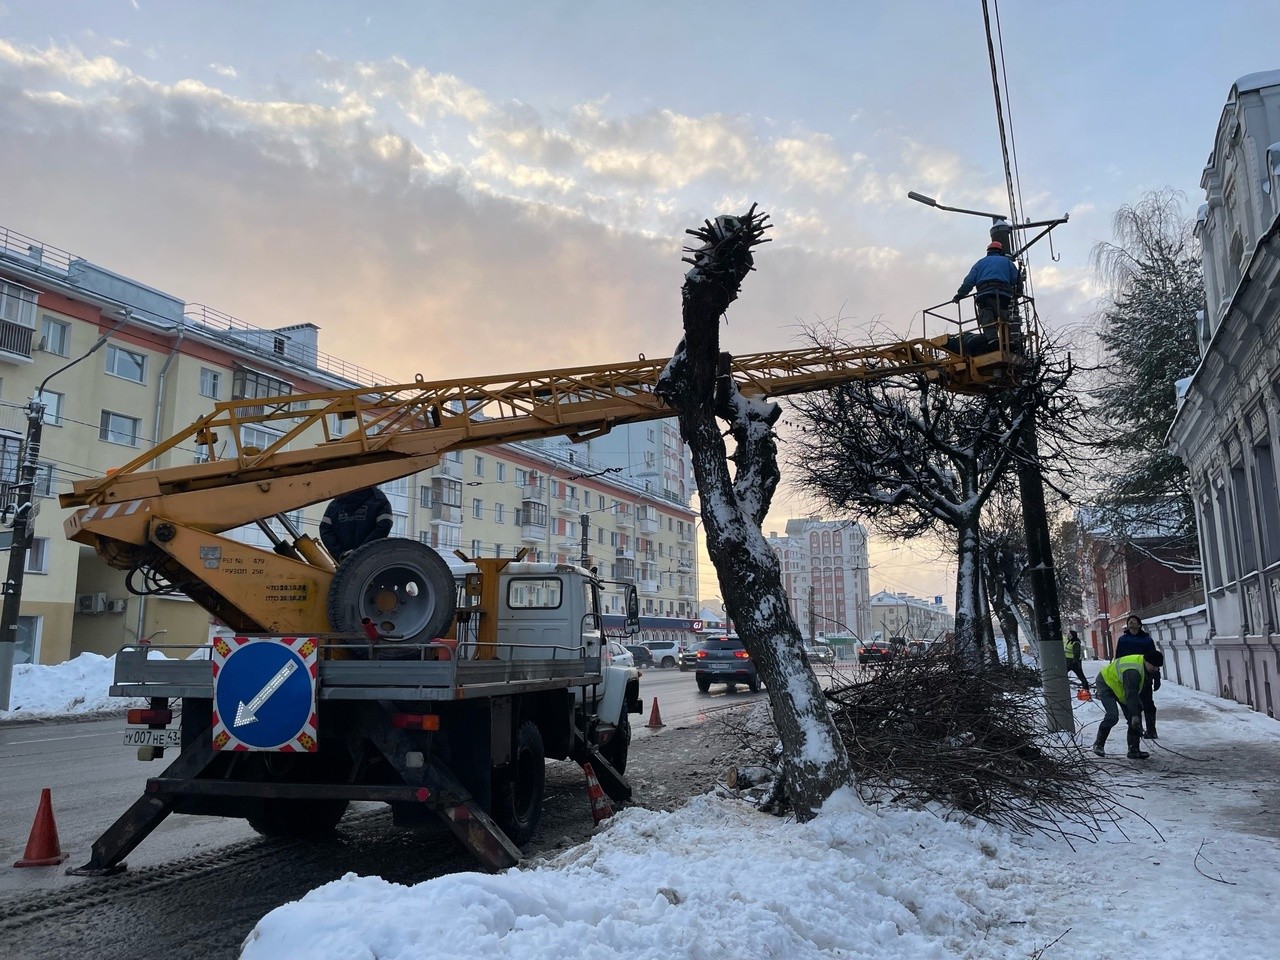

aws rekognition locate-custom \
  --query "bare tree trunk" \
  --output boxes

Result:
[954,517,984,667]
[658,209,853,819]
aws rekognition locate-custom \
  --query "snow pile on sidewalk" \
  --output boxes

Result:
[0,652,146,720]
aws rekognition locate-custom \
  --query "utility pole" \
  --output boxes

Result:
[808,583,816,643]
[0,397,45,711]
[907,192,1074,733]
[579,513,591,569]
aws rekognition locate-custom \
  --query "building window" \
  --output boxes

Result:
[495,544,504,558]
[496,462,506,482]
[100,410,142,446]
[40,316,70,356]
[199,367,222,399]
[495,503,505,524]
[36,390,64,427]
[34,462,54,497]
[25,537,48,574]
[419,486,432,508]
[105,344,147,383]
[232,368,292,406]
[474,455,485,477]
[240,424,281,454]
[471,539,483,555]
[472,498,483,519]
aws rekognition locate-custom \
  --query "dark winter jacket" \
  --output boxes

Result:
[1114,628,1160,691]
[320,487,394,558]
[1114,629,1156,660]
[956,253,1022,298]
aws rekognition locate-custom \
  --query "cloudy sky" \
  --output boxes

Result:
[1,1,1275,605]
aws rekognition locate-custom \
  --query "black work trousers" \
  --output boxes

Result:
[1095,684,1141,754]
[1066,657,1089,689]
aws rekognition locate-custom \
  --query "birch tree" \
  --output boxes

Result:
[656,207,853,818]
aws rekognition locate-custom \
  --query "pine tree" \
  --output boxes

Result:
[1091,189,1203,543]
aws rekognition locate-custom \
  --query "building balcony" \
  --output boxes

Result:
[520,479,546,502]
[616,547,634,560]
[430,504,462,525]
[0,318,34,363]
[438,457,462,479]
[639,579,659,594]
[678,583,695,599]
[557,536,579,551]
[614,510,634,529]
[557,496,581,516]
[637,513,659,534]
[677,528,695,544]
[677,558,694,573]
[520,522,546,543]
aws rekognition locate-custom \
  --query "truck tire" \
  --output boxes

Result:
[599,712,631,774]
[327,538,457,660]
[491,720,545,846]
[246,798,349,839]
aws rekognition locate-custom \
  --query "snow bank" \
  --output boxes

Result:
[0,651,145,721]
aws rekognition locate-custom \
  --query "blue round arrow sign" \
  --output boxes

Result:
[214,640,315,750]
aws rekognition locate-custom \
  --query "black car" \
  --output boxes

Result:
[680,641,705,671]
[694,637,760,693]
[626,644,654,667]
[857,640,896,665]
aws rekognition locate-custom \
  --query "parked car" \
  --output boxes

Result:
[857,640,896,665]
[803,642,836,664]
[694,636,760,693]
[625,644,654,668]
[680,641,705,671]
[606,640,635,668]
[905,640,930,657]
[644,639,684,668]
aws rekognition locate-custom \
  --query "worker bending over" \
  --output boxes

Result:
[1092,650,1164,760]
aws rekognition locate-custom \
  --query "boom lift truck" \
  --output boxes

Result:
[62,309,1024,876]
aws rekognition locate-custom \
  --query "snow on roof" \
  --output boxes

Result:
[1234,69,1280,96]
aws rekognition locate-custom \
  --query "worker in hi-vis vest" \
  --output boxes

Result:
[1092,650,1164,760]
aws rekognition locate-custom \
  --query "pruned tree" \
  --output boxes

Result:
[1090,188,1203,547]
[656,207,853,818]
[788,348,1027,666]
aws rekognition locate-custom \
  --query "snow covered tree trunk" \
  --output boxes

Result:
[658,209,853,819]
[953,517,984,667]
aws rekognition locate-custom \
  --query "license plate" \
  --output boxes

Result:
[123,727,181,748]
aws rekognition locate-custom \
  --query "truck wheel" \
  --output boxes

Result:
[246,798,349,839]
[696,676,711,693]
[327,539,457,660]
[491,720,545,846]
[599,713,631,774]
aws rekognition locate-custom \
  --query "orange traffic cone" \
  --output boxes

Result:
[14,788,68,868]
[1076,688,1092,702]
[646,697,665,730]
[581,762,614,825]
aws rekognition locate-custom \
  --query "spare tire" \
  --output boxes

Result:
[327,538,457,660]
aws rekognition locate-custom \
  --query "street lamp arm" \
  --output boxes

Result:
[37,309,132,399]
[907,191,1006,222]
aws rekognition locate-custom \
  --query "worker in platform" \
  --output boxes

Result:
[320,486,394,561]
[953,240,1023,347]
[1092,650,1164,760]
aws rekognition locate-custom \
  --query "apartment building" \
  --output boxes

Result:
[0,225,698,665]
[767,518,872,642]
[868,590,954,642]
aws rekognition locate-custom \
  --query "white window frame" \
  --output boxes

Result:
[495,502,505,524]
[472,498,483,519]
[496,462,506,482]
[105,344,147,384]
[474,455,485,477]
[199,367,222,400]
[40,315,70,356]
[25,536,49,574]
[36,389,64,427]
[100,410,142,446]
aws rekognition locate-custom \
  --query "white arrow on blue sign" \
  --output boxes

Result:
[214,639,316,750]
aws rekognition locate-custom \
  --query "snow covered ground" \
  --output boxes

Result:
[240,670,1280,960]
[0,651,148,721]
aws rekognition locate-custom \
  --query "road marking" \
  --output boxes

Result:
[234,660,299,727]
[4,730,117,745]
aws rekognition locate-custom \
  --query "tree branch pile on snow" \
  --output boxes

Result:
[823,652,1123,841]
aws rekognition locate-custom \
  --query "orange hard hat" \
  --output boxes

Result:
[987,241,1003,252]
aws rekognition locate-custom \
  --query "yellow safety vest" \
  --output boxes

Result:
[1100,654,1148,700]
[1064,637,1081,661]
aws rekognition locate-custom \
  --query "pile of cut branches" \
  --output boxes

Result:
[824,649,1126,841]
